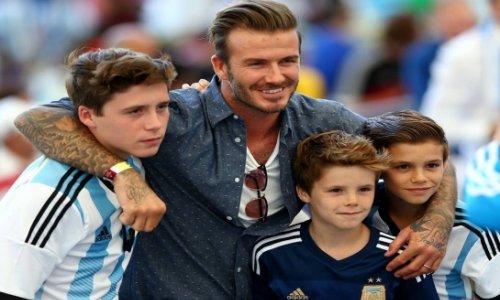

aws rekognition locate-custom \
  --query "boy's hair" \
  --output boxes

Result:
[293,130,390,194]
[65,47,177,115]
[208,0,301,64]
[363,110,449,162]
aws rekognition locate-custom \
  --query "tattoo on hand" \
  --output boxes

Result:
[410,212,451,254]
[124,175,148,205]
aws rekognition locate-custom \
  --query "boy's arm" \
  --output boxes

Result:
[386,162,457,279]
[14,105,166,231]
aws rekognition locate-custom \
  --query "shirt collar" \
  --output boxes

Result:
[204,75,295,136]
[204,76,238,127]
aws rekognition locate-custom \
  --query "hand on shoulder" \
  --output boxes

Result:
[114,168,167,232]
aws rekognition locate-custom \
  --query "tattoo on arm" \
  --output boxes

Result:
[412,162,457,252]
[14,106,121,176]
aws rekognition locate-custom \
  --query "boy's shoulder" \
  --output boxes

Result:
[253,223,303,252]
[14,156,92,188]
[452,200,500,249]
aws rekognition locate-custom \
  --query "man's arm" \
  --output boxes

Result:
[14,105,166,231]
[386,161,457,279]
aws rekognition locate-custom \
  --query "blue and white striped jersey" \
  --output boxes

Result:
[0,156,140,299]
[436,202,500,300]
[370,198,500,300]
[252,220,438,300]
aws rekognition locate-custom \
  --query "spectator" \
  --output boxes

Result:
[401,0,477,109]
[301,0,354,98]
[421,0,500,191]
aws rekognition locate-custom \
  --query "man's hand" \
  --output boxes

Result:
[181,79,209,92]
[114,169,167,231]
[385,218,449,279]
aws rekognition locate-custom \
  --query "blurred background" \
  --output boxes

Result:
[0,0,494,197]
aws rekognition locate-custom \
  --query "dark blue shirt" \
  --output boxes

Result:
[252,221,438,300]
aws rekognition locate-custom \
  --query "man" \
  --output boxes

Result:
[15,1,456,299]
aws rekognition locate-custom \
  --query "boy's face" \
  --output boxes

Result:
[382,141,445,206]
[79,82,169,159]
[297,165,376,231]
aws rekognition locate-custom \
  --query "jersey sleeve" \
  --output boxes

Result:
[0,183,85,299]
[462,230,500,299]
[396,275,439,300]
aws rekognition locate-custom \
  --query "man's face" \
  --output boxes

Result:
[215,28,300,116]
[382,141,445,207]
[80,82,169,159]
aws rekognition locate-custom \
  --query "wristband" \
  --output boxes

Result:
[103,161,133,181]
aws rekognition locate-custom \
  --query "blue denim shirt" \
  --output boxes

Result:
[52,77,366,299]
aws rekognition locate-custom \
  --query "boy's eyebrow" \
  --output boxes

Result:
[122,100,170,111]
[389,159,408,163]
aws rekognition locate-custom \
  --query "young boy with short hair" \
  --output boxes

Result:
[0,48,176,299]
[363,110,500,300]
[251,130,439,299]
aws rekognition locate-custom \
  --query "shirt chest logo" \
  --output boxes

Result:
[95,226,112,242]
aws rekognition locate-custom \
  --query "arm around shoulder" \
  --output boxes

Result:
[14,101,121,176]
[14,102,166,231]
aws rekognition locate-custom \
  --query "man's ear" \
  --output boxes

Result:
[296,185,311,204]
[211,54,228,81]
[78,106,96,129]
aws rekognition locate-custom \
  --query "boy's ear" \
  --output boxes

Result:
[296,185,311,204]
[78,106,96,128]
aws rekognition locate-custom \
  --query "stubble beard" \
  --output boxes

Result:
[227,72,297,114]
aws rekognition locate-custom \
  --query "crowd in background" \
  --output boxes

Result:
[0,0,496,196]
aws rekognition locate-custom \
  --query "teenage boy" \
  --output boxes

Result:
[0,48,176,299]
[252,130,439,299]
[363,110,500,300]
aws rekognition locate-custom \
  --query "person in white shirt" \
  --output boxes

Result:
[421,0,500,191]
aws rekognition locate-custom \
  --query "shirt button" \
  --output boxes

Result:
[234,137,241,143]
[237,267,242,272]
[235,177,240,183]
[226,216,233,221]
[233,115,239,119]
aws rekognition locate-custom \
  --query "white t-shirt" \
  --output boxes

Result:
[239,137,283,227]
